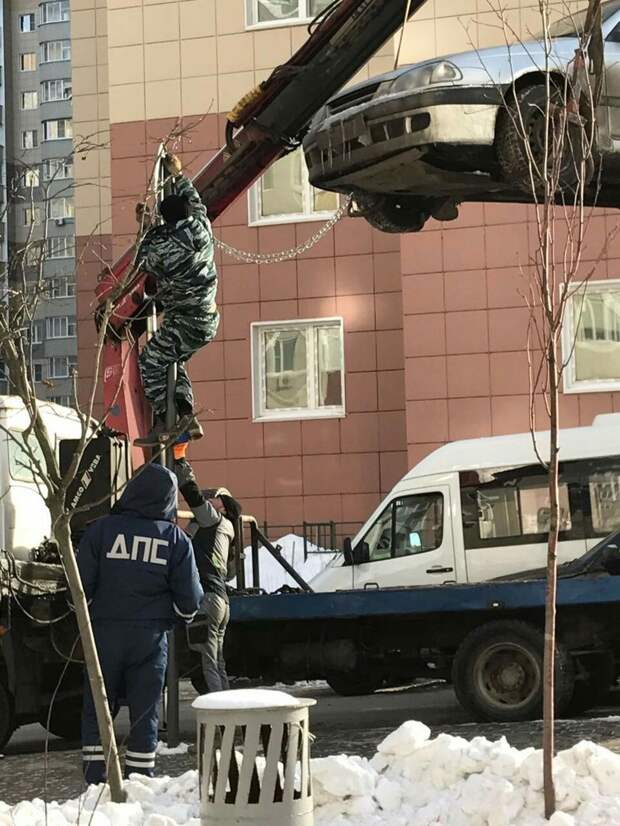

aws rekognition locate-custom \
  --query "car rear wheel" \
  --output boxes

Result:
[452,620,574,722]
[496,82,591,195]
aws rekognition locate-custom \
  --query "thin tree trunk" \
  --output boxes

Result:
[543,330,560,820]
[52,513,125,803]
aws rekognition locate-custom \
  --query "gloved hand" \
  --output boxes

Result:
[174,458,196,488]
[164,153,183,176]
[135,201,151,224]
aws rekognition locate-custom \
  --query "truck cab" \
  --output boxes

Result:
[312,414,620,591]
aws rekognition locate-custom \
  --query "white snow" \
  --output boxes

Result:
[156,742,189,756]
[192,688,302,710]
[5,722,620,824]
[235,533,337,593]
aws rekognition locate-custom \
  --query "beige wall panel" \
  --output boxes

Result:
[108,7,144,47]
[180,0,216,39]
[147,41,182,81]
[397,19,437,64]
[181,74,218,116]
[181,38,217,78]
[217,70,254,111]
[73,65,98,95]
[144,3,180,43]
[72,37,99,67]
[253,28,292,70]
[108,0,140,9]
[217,33,254,73]
[215,0,244,35]
[71,0,96,11]
[98,93,110,121]
[96,8,108,34]
[77,204,112,237]
[110,83,146,121]
[74,93,99,122]
[73,9,97,37]
[145,78,182,119]
[109,45,145,85]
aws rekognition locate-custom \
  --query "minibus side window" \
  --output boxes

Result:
[361,493,444,562]
[587,463,620,534]
[7,430,46,483]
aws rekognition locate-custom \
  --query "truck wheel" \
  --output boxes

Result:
[452,620,574,722]
[496,83,589,195]
[326,671,383,697]
[0,681,15,750]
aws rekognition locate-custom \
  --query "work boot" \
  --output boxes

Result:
[134,419,168,447]
[185,415,204,441]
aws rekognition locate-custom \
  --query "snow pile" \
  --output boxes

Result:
[192,687,301,710]
[5,722,620,824]
[156,741,189,756]
[235,533,337,593]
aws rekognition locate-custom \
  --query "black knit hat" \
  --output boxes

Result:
[160,193,190,224]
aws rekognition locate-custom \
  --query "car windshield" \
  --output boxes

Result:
[544,1,620,38]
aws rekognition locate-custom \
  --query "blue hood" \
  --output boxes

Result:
[114,463,178,522]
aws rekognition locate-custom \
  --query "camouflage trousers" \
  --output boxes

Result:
[139,309,220,416]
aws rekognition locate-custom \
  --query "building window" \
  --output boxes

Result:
[42,158,73,180]
[46,316,76,339]
[21,91,38,110]
[249,148,339,224]
[50,395,72,406]
[40,78,72,102]
[40,0,70,24]
[20,52,36,71]
[24,206,42,225]
[30,320,44,344]
[363,494,444,562]
[252,317,345,421]
[246,0,331,26]
[49,355,76,379]
[42,119,72,141]
[48,276,75,298]
[48,198,74,220]
[21,130,38,149]
[40,40,70,63]
[563,280,620,393]
[19,13,36,31]
[33,362,45,382]
[47,237,75,259]
[23,168,40,188]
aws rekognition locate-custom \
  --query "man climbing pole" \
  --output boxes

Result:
[134,152,219,446]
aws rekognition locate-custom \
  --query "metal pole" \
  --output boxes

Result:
[251,521,260,589]
[235,516,246,590]
[303,521,308,562]
[165,362,180,747]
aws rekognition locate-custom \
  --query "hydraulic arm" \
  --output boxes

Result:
[95,0,427,443]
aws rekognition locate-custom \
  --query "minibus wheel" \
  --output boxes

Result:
[452,620,574,722]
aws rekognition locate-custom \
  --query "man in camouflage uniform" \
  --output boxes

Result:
[135,154,219,446]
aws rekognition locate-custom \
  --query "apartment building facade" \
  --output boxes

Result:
[4,0,75,404]
[74,0,620,532]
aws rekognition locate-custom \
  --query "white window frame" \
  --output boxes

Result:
[39,0,70,24]
[40,78,71,103]
[24,206,41,225]
[23,168,40,188]
[21,129,38,149]
[20,91,38,110]
[48,355,76,378]
[245,0,329,29]
[19,13,36,31]
[47,237,75,259]
[46,315,76,339]
[33,361,45,382]
[42,119,72,141]
[248,148,338,226]
[50,395,72,406]
[42,158,73,180]
[251,316,345,422]
[40,40,70,63]
[48,276,75,298]
[563,278,620,394]
[48,197,74,220]
[20,52,36,71]
[31,320,44,344]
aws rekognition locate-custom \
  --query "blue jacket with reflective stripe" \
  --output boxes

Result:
[76,464,204,628]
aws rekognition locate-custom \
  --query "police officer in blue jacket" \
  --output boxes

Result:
[76,463,203,784]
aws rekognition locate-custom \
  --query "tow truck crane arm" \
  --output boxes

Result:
[95,0,427,444]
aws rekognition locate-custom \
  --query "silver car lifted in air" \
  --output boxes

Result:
[302,0,620,232]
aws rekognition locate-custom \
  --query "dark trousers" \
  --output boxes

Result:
[200,592,230,692]
[138,310,219,416]
[81,622,167,784]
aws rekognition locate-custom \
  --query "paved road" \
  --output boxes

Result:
[2,681,620,805]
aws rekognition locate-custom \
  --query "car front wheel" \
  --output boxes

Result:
[496,82,592,195]
[351,193,458,234]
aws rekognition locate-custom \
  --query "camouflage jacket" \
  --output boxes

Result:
[137,175,217,316]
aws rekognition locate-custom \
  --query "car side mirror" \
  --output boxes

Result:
[343,537,353,566]
[602,544,620,575]
[351,542,370,566]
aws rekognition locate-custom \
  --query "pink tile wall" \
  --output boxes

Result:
[401,202,620,466]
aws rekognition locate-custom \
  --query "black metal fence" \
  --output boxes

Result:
[256,521,364,557]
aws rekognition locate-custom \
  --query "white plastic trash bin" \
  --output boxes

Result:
[193,689,317,826]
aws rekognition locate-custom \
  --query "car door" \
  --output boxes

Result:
[353,487,456,589]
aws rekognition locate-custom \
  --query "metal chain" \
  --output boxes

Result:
[213,195,352,265]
